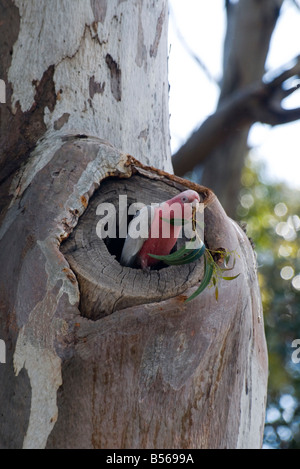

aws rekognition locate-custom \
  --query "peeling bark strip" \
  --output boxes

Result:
[0,63,56,222]
[105,53,122,102]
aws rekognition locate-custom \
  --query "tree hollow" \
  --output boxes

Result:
[61,174,212,319]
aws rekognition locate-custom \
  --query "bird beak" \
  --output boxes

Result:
[192,199,204,212]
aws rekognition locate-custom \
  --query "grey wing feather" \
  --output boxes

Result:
[120,204,157,267]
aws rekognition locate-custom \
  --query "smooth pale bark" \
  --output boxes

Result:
[0,0,268,449]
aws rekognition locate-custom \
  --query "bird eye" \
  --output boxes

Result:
[181,196,188,203]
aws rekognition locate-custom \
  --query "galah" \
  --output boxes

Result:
[120,190,200,270]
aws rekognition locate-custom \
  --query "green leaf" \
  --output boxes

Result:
[149,244,240,302]
[151,246,206,266]
[220,257,236,272]
[222,274,241,281]
[172,244,205,263]
[185,253,214,302]
[148,244,187,261]
[224,253,231,266]
[148,243,206,265]
[160,217,188,226]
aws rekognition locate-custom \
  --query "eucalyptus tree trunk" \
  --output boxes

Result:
[0,0,267,449]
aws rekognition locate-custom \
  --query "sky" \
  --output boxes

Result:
[168,0,300,189]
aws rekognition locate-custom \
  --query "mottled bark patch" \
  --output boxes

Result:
[138,128,149,141]
[0,64,56,219]
[0,0,20,219]
[89,76,105,99]
[0,363,31,449]
[150,7,165,58]
[135,2,147,69]
[105,54,121,102]
[90,0,107,23]
[54,113,70,130]
[1,64,56,177]
[0,0,20,84]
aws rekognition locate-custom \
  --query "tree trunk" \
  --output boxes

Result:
[0,0,267,449]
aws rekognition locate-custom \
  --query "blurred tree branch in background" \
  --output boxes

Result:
[172,58,300,176]
[171,0,300,217]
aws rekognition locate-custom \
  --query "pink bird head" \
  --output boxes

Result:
[154,189,200,241]
[120,189,201,270]
[165,189,200,206]
[159,189,200,222]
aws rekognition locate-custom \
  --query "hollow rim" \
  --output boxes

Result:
[61,174,206,318]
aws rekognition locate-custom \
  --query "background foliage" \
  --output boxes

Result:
[237,154,300,448]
